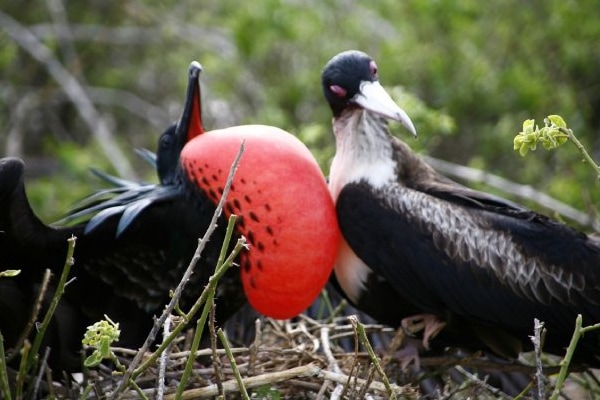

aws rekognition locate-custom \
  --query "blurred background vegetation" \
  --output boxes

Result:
[1,0,599,227]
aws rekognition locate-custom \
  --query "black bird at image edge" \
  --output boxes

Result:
[0,62,244,372]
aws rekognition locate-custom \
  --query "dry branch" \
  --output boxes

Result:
[0,10,135,179]
[423,155,600,230]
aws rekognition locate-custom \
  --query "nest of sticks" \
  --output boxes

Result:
[36,304,567,400]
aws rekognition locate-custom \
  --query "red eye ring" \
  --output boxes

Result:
[369,61,378,78]
[330,85,347,98]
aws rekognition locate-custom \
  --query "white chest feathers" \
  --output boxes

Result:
[328,110,397,201]
[334,238,373,304]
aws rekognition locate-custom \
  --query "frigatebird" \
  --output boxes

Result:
[322,50,600,366]
[0,61,339,372]
[0,63,243,371]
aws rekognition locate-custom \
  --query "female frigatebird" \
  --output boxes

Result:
[0,61,339,372]
[322,50,600,366]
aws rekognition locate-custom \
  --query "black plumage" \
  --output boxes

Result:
[323,50,600,365]
[0,62,244,371]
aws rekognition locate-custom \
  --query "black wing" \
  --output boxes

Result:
[0,158,244,370]
[337,180,600,360]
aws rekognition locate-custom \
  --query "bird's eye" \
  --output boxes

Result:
[329,85,347,98]
[369,61,378,78]
[160,134,173,148]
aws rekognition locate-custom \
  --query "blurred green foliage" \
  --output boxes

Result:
[1,0,598,221]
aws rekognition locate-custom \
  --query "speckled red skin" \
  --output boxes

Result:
[181,125,340,319]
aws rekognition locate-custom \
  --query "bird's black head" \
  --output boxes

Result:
[322,50,377,117]
[157,61,205,185]
[64,62,206,237]
[322,50,416,136]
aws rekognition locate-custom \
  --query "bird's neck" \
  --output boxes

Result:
[329,109,397,201]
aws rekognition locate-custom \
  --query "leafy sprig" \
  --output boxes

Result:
[514,115,600,180]
[513,115,568,156]
[82,316,121,368]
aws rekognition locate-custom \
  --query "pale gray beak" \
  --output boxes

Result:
[353,80,417,137]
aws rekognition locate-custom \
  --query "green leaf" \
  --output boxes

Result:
[513,135,523,150]
[83,350,104,368]
[0,269,21,278]
[522,119,536,134]
[547,114,567,129]
[519,142,530,156]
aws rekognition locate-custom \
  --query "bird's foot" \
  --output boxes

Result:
[396,337,423,371]
[401,314,446,350]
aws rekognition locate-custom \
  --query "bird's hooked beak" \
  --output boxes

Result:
[176,61,205,143]
[353,81,417,137]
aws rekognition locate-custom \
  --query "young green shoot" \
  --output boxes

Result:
[175,215,240,399]
[0,330,12,400]
[83,316,147,399]
[349,315,397,399]
[514,115,600,179]
[82,316,121,368]
[218,328,250,400]
[13,236,76,397]
[550,315,600,400]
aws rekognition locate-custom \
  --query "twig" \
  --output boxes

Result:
[315,289,335,321]
[29,23,233,50]
[85,86,169,129]
[175,215,239,399]
[357,364,376,399]
[165,364,322,399]
[423,155,600,230]
[0,330,12,400]
[320,326,345,398]
[453,365,513,400]
[137,233,246,391]
[31,347,51,400]
[209,301,223,396]
[174,294,210,399]
[349,316,396,399]
[109,354,148,400]
[531,318,547,399]
[0,10,135,179]
[550,315,582,400]
[21,236,76,387]
[315,381,332,400]
[340,318,361,399]
[318,369,409,397]
[5,92,38,156]
[320,327,341,374]
[513,382,535,400]
[381,326,406,368]
[44,0,78,68]
[8,268,52,362]
[156,314,171,400]
[45,361,55,398]
[151,347,248,360]
[218,328,250,399]
[560,127,600,180]
[209,211,242,396]
[550,315,600,400]
[248,318,261,376]
[15,342,29,399]
[412,353,565,374]
[110,142,244,398]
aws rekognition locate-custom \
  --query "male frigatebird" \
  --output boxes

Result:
[322,50,600,366]
[0,61,339,372]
